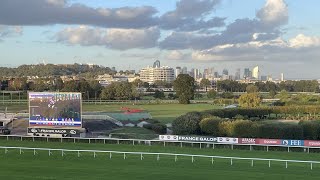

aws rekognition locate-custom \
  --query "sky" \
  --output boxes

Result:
[0,0,320,79]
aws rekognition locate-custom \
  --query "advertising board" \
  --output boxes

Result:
[257,139,282,145]
[304,140,320,147]
[281,139,304,146]
[27,127,80,135]
[159,135,217,142]
[29,92,82,128]
[239,138,256,144]
[217,137,238,144]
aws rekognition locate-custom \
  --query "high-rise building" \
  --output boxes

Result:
[222,69,229,76]
[193,68,200,79]
[140,61,175,84]
[280,73,284,81]
[252,66,259,79]
[243,68,251,78]
[182,67,188,74]
[175,67,181,78]
[153,60,160,68]
[235,68,241,80]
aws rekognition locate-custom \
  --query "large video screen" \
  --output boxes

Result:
[29,92,82,127]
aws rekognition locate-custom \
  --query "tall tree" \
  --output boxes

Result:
[239,93,261,108]
[246,84,259,93]
[173,74,195,104]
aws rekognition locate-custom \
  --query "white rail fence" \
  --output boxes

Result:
[0,146,318,170]
[1,135,320,153]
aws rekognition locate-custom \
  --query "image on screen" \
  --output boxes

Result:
[29,92,82,127]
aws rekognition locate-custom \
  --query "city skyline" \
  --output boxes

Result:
[1,0,320,79]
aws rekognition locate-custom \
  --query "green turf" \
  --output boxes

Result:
[1,103,219,123]
[0,139,319,179]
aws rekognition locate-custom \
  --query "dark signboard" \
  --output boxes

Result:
[27,127,80,135]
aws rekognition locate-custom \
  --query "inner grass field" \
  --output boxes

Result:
[0,139,320,180]
[1,103,220,123]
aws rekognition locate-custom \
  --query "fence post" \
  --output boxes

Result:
[211,157,214,165]
[175,155,177,162]
[89,139,91,144]
[140,153,143,160]
[231,144,234,150]
[180,142,182,148]
[117,140,119,144]
[250,145,252,151]
[164,141,166,147]
[123,153,126,160]
[49,150,51,156]
[213,143,215,149]
[78,151,80,157]
[33,137,35,142]
[230,158,233,165]
[110,152,112,159]
[61,138,62,143]
[6,136,8,141]
[269,160,271,167]
[286,161,288,168]
[308,148,310,154]
[33,149,36,156]
[61,150,64,157]
[251,160,254,167]
[192,156,194,163]
[94,152,96,158]
[157,154,160,161]
[200,143,201,149]
[20,136,22,141]
[74,138,76,144]
[311,163,313,170]
[287,147,290,153]
[267,146,269,152]
[133,140,135,146]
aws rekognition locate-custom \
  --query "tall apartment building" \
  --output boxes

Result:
[140,61,175,84]
[252,66,260,79]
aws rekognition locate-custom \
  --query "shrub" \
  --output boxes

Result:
[199,117,222,136]
[172,112,202,135]
[233,120,257,138]
[257,124,303,140]
[218,120,235,136]
[299,120,320,140]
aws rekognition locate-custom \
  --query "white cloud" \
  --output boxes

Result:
[55,26,160,50]
[256,0,288,27]
[289,34,320,48]
[166,50,187,60]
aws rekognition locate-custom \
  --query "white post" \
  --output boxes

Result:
[33,137,35,142]
[213,143,215,149]
[211,157,214,165]
[74,138,76,143]
[269,160,271,168]
[231,158,233,165]
[250,145,252,151]
[308,148,310,154]
[123,153,126,160]
[94,152,96,158]
[164,141,166,147]
[20,136,22,141]
[133,140,135,146]
[20,148,22,154]
[110,152,112,159]
[49,150,51,156]
[61,138,62,143]
[33,149,36,156]
[231,144,233,150]
[286,161,288,168]
[267,146,269,152]
[104,139,106,144]
[140,153,143,160]
[61,150,64,157]
[311,163,313,170]
[46,137,48,142]
[192,156,194,163]
[89,139,91,144]
[200,143,201,149]
[251,160,254,167]
[287,147,290,153]
[157,154,160,161]
[117,140,119,144]
[78,151,80,157]
[175,155,177,162]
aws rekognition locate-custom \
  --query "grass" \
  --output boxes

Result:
[0,139,319,179]
[83,103,219,123]
[1,103,219,123]
[109,127,158,139]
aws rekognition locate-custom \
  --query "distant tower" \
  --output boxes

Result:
[222,69,229,76]
[281,73,284,81]
[153,60,160,68]
[252,66,259,79]
[175,67,181,78]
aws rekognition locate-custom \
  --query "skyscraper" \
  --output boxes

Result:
[252,66,259,79]
[280,73,284,81]
[243,68,251,78]
[235,68,241,80]
[222,69,229,76]
[175,67,181,78]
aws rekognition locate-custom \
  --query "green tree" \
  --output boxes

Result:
[173,74,195,104]
[101,83,116,100]
[200,78,211,92]
[269,89,276,98]
[114,82,134,100]
[238,93,261,108]
[278,90,289,101]
[207,89,217,99]
[154,90,165,99]
[246,85,259,93]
